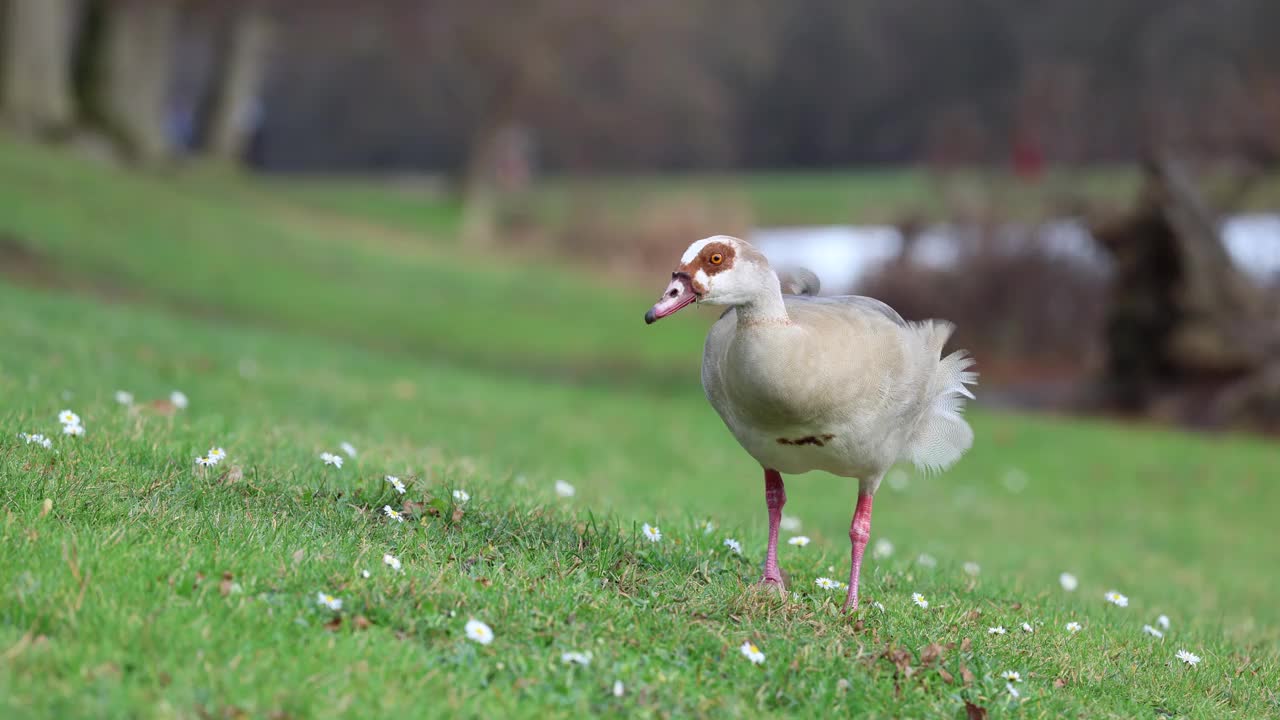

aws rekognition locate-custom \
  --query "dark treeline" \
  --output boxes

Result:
[3,0,1279,174]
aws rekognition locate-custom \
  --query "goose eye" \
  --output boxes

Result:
[709,253,723,265]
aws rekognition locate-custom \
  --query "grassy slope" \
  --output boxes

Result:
[2,141,1279,718]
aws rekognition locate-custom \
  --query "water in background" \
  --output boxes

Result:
[752,214,1280,294]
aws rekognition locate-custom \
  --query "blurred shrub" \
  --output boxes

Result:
[857,226,1109,370]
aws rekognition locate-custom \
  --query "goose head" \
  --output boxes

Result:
[645,236,773,324]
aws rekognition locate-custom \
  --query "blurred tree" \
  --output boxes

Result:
[0,0,78,136]
[194,0,272,163]
[80,0,180,164]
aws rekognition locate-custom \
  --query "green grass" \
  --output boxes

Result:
[2,139,1280,718]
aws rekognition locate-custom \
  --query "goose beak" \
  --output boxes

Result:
[645,274,698,324]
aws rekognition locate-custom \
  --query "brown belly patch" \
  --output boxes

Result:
[777,434,835,447]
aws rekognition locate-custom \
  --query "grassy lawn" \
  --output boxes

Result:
[2,140,1279,718]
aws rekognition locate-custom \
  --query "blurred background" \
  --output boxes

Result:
[3,0,1280,432]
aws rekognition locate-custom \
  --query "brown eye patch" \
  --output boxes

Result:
[697,243,735,275]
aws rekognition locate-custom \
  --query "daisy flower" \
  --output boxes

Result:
[57,410,81,426]
[195,456,214,467]
[452,489,471,503]
[723,538,742,554]
[21,432,53,448]
[320,452,344,468]
[740,641,765,665]
[701,519,715,534]
[339,441,357,458]
[316,592,342,611]
[465,619,494,645]
[1104,590,1129,607]
[208,447,226,463]
[641,523,662,543]
[170,391,189,409]
[988,626,1007,635]
[1142,624,1164,639]
[383,505,404,523]
[554,480,576,498]
[115,390,134,406]
[780,515,802,532]
[385,476,406,494]
[872,538,893,559]
[912,592,928,608]
[1066,621,1083,633]
[383,553,402,571]
[917,553,937,567]
[1059,572,1078,591]
[40,436,52,448]
[788,536,811,547]
[1175,649,1200,666]
[1001,670,1022,683]
[1157,614,1170,630]
[815,577,841,590]
[1006,683,1020,699]
[873,601,886,612]
[361,570,371,579]
[62,424,84,436]
[560,651,592,666]
[1021,623,1034,633]
[963,561,981,576]
[612,680,625,697]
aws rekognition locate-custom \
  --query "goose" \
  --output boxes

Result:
[644,235,976,610]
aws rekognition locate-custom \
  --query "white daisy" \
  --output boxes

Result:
[385,476,406,494]
[723,538,742,554]
[21,432,53,448]
[988,626,1007,635]
[780,514,802,532]
[208,447,226,463]
[1022,623,1034,633]
[872,538,894,559]
[873,601,886,612]
[701,519,715,534]
[320,452,344,468]
[57,410,80,426]
[465,618,494,645]
[916,553,937,567]
[38,436,53,448]
[114,390,134,406]
[1175,649,1200,666]
[963,562,981,576]
[316,592,342,611]
[1143,624,1164,639]
[195,456,214,467]
[1059,572,1079,591]
[788,536,811,547]
[383,505,404,522]
[1157,614,1170,630]
[815,577,841,590]
[361,569,371,579]
[452,489,471,503]
[1001,670,1022,682]
[170,391,189,409]
[641,523,662,543]
[560,651,592,666]
[1105,590,1129,607]
[740,641,765,665]
[612,680,624,697]
[554,480,576,498]
[1066,621,1083,633]
[339,441,357,458]
[1006,683,1020,699]
[912,592,928,608]
[62,423,84,436]
[383,553,402,571]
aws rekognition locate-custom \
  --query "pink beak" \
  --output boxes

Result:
[645,273,698,324]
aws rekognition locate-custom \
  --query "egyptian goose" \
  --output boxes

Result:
[645,235,976,610]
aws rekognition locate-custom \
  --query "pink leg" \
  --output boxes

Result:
[842,493,874,611]
[759,468,786,590]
